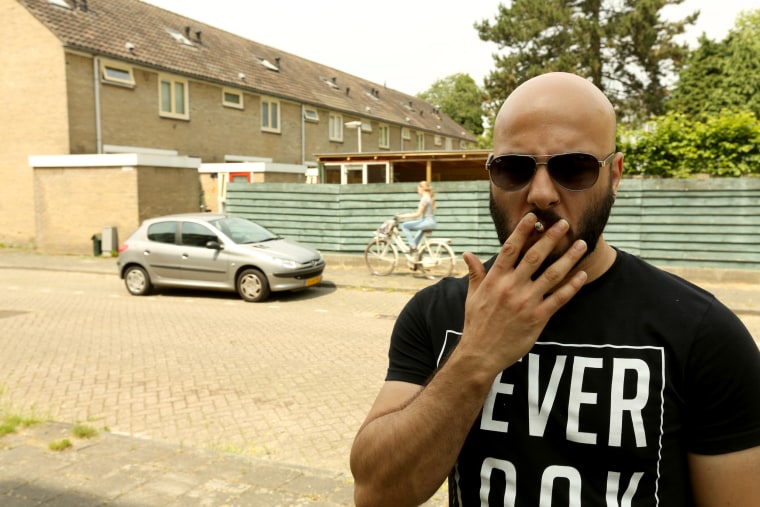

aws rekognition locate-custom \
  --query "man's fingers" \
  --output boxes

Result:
[516,218,570,276]
[543,263,588,313]
[491,213,538,274]
[463,252,486,299]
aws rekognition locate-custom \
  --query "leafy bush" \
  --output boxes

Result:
[619,111,760,177]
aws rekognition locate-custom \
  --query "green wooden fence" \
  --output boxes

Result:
[226,178,760,270]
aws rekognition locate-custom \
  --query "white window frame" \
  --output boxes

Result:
[378,125,390,149]
[303,107,319,122]
[159,75,189,120]
[100,60,135,87]
[416,133,425,150]
[329,113,343,141]
[434,135,443,146]
[261,97,280,133]
[401,127,411,140]
[222,88,244,109]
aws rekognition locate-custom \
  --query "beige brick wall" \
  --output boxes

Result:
[33,161,199,255]
[0,3,71,246]
[136,166,200,223]
[34,166,137,254]
[66,53,97,154]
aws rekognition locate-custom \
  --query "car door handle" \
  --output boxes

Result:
[182,253,189,259]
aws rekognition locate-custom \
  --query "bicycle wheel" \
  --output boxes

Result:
[418,241,455,279]
[364,237,398,276]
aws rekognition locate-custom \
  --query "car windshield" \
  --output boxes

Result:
[209,216,279,244]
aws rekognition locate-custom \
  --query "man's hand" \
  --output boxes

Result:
[459,212,589,377]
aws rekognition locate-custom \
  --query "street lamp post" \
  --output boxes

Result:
[344,120,362,152]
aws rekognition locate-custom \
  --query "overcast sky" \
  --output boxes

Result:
[142,0,751,96]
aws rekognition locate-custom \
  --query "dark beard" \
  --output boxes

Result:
[489,182,616,277]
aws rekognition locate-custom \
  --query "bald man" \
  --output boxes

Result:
[350,73,760,506]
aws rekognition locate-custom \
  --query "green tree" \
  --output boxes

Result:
[667,9,760,118]
[475,0,696,126]
[417,73,486,138]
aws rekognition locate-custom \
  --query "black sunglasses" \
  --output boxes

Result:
[486,152,616,192]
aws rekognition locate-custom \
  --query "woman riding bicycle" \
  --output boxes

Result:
[397,181,436,252]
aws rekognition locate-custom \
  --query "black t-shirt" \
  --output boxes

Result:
[387,250,760,506]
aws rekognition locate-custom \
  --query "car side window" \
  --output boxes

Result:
[181,222,217,247]
[146,221,177,244]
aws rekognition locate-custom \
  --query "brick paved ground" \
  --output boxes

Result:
[0,251,758,506]
[0,267,410,478]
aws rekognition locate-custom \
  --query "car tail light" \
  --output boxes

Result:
[118,244,129,253]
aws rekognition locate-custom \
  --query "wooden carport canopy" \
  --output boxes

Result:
[315,150,491,184]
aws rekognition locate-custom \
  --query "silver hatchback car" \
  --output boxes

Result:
[117,213,325,302]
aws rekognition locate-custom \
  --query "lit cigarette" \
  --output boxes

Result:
[534,221,545,232]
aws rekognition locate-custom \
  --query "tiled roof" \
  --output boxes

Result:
[19,0,476,142]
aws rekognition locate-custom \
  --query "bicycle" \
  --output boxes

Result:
[364,216,455,279]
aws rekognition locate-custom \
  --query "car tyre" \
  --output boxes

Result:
[237,268,270,302]
[124,265,152,296]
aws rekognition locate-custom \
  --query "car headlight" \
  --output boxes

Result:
[271,257,298,269]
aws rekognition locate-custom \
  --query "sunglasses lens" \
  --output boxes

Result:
[548,153,600,190]
[488,156,536,191]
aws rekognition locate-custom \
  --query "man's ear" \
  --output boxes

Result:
[611,152,623,195]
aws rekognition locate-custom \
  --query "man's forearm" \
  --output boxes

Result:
[351,349,496,506]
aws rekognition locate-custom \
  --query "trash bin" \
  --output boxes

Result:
[91,233,102,256]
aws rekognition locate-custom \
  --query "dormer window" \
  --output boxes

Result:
[256,56,279,72]
[47,0,72,9]
[166,28,194,47]
[321,77,340,90]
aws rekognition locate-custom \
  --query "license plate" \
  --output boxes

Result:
[305,275,321,287]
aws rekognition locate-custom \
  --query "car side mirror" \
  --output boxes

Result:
[206,240,223,250]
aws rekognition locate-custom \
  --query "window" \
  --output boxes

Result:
[434,135,443,146]
[329,113,343,141]
[159,76,189,119]
[401,128,411,140]
[222,89,243,109]
[100,60,134,87]
[181,222,217,247]
[416,133,425,150]
[147,221,176,244]
[303,108,319,122]
[378,125,390,149]
[261,97,280,132]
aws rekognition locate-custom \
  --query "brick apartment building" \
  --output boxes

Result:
[2,0,476,252]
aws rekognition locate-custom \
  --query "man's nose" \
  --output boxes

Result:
[526,165,560,210]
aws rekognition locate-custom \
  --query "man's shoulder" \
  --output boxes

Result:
[615,250,711,296]
[413,271,469,304]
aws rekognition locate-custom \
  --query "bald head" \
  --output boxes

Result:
[493,72,617,156]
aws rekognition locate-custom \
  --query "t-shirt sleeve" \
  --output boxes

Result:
[685,299,760,454]
[386,289,439,386]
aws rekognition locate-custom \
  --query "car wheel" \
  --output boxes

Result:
[124,265,152,296]
[237,268,270,302]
